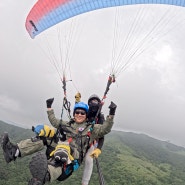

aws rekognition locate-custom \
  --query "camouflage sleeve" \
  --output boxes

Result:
[97,136,104,149]
[98,113,105,124]
[47,109,62,128]
[92,115,114,139]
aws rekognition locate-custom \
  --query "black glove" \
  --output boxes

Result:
[108,101,117,115]
[46,98,54,108]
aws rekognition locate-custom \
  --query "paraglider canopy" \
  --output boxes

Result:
[25,0,185,38]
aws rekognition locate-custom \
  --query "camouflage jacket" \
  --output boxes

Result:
[47,109,114,162]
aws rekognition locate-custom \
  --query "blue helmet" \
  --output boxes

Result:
[74,102,89,113]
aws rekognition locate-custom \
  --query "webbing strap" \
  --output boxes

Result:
[95,158,106,185]
[61,97,71,120]
[61,75,72,119]
[103,75,115,99]
[92,74,115,124]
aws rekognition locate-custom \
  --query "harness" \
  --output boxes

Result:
[49,122,94,181]
[67,123,94,164]
[53,118,96,164]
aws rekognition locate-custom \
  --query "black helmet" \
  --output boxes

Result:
[88,94,101,116]
[88,94,101,105]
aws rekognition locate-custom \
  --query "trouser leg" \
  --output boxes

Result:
[28,152,50,185]
[48,164,62,182]
[1,132,44,162]
[28,152,63,185]
[82,145,94,185]
[18,139,44,157]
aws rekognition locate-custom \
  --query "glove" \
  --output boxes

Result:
[90,148,101,158]
[108,101,117,115]
[34,125,55,138]
[46,98,54,108]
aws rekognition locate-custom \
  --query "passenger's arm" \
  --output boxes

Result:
[47,109,61,128]
[97,136,104,150]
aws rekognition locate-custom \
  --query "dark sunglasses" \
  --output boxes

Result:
[75,110,86,115]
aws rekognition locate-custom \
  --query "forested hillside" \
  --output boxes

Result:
[1,121,185,185]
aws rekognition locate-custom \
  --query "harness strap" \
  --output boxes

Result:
[60,74,72,120]
[95,158,106,185]
[93,74,116,123]
[61,97,71,119]
[103,74,115,99]
[65,124,94,164]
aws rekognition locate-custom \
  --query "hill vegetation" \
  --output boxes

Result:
[1,121,185,185]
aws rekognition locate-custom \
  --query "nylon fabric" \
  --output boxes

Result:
[26,0,185,38]
[50,144,74,161]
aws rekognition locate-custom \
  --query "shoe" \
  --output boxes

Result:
[1,132,18,163]
[28,152,50,185]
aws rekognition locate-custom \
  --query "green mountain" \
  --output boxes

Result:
[1,120,185,185]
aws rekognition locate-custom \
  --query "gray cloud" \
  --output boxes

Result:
[1,2,185,147]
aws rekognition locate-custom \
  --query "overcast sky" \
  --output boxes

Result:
[1,1,185,147]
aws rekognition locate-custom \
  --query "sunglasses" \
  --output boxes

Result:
[75,110,86,115]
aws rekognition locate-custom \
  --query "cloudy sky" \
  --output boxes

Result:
[1,1,185,147]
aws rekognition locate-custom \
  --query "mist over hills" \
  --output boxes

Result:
[1,120,185,185]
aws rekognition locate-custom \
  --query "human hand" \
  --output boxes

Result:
[108,101,117,115]
[46,98,54,108]
[90,148,101,158]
